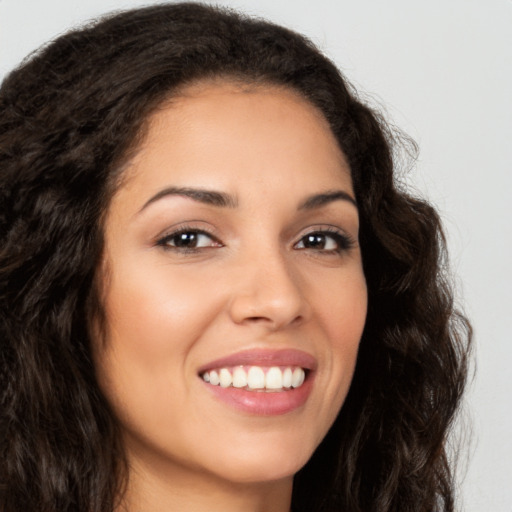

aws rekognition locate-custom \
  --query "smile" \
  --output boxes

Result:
[201,365,306,391]
[198,349,316,415]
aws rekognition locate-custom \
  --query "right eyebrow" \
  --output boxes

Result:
[298,190,358,210]
[138,186,239,213]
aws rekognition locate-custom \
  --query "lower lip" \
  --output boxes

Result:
[203,375,314,416]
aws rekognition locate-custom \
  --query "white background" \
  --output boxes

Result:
[1,1,511,510]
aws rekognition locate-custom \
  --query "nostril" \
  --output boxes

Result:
[244,313,303,328]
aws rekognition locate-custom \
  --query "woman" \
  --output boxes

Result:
[0,3,471,512]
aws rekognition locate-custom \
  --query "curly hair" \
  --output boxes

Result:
[0,3,471,512]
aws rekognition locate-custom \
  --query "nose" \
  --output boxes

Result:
[228,250,310,331]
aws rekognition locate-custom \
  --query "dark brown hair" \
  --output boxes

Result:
[0,3,471,512]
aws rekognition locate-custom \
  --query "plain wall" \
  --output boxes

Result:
[1,1,511,510]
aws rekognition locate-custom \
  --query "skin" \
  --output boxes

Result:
[95,81,368,512]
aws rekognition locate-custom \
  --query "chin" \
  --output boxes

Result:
[196,430,318,485]
[210,455,309,485]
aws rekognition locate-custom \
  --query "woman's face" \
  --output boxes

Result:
[95,82,367,488]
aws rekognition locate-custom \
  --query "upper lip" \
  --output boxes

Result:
[198,348,317,374]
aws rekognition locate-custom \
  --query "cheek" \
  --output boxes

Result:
[93,266,219,434]
[102,261,223,364]
[317,271,367,401]
[318,266,367,345]
[93,263,227,429]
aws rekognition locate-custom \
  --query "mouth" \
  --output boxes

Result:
[198,349,316,415]
[200,365,307,392]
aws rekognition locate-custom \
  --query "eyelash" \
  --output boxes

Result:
[156,225,355,254]
[156,225,222,253]
[294,227,356,254]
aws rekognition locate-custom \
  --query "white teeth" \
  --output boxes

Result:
[247,366,265,389]
[265,366,283,389]
[291,367,305,388]
[232,367,247,388]
[282,367,292,388]
[219,368,232,388]
[201,365,306,391]
[209,370,220,386]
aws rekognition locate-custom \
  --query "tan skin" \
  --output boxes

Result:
[94,81,367,512]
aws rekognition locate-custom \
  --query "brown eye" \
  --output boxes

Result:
[294,230,353,252]
[158,230,221,250]
[171,232,201,248]
[301,233,332,250]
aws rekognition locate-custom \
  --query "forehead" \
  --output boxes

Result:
[115,80,352,202]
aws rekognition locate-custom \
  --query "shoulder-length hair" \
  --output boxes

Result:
[0,3,471,512]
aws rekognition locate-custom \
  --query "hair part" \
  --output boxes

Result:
[0,3,471,512]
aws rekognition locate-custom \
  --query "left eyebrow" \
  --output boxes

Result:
[298,190,358,210]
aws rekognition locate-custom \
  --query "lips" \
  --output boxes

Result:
[198,349,316,415]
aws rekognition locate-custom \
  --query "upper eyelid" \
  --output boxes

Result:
[294,224,353,240]
[155,222,219,241]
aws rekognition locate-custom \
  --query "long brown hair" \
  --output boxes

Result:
[0,3,471,511]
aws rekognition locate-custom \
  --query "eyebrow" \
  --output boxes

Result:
[139,186,357,213]
[298,190,357,210]
[139,186,238,212]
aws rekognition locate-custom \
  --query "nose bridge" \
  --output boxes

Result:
[228,241,308,329]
